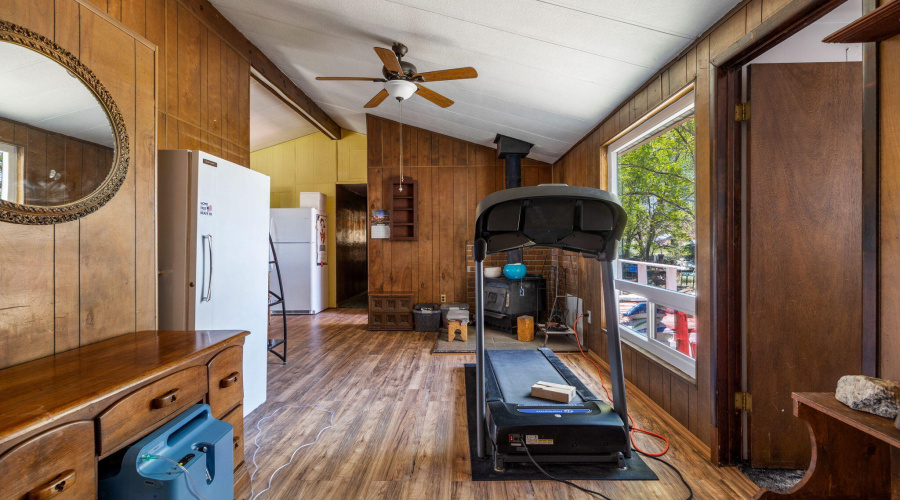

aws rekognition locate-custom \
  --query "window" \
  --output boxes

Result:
[608,91,697,378]
[0,142,20,203]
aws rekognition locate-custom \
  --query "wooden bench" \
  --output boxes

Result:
[754,392,900,499]
[447,310,469,342]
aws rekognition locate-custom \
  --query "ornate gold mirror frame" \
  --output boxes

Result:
[0,20,129,225]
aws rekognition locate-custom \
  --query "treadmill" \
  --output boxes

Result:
[473,184,631,471]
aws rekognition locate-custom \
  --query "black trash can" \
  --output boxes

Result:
[413,303,441,332]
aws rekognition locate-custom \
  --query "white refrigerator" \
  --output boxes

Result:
[157,150,270,416]
[270,208,328,314]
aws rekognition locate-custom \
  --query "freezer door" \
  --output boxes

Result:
[205,152,271,415]
[193,155,216,329]
[270,208,313,243]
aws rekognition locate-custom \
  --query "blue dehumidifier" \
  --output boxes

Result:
[99,403,234,500]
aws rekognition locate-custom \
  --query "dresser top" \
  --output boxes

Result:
[0,330,248,445]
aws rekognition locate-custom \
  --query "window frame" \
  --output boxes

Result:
[607,90,697,379]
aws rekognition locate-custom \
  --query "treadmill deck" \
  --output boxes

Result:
[484,348,630,463]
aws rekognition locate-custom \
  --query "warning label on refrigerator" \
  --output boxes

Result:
[200,202,212,216]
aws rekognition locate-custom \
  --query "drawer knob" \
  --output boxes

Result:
[28,469,76,499]
[151,388,180,409]
[233,436,241,449]
[220,372,240,388]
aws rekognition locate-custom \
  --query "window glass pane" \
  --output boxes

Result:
[618,293,664,336]
[616,111,696,297]
[654,307,697,359]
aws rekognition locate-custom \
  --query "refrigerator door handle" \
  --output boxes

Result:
[205,234,212,302]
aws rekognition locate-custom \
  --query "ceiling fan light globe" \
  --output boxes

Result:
[384,80,417,101]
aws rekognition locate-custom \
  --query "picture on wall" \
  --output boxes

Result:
[371,209,390,239]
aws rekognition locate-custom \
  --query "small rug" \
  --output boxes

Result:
[737,464,805,491]
[434,326,581,353]
[463,364,657,481]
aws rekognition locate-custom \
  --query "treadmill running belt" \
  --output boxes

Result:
[486,350,585,405]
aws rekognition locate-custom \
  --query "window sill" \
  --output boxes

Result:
[605,327,697,382]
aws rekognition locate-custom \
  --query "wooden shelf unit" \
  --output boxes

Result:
[390,178,418,240]
[823,0,900,43]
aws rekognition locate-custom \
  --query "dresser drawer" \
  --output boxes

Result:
[97,366,207,455]
[208,346,243,417]
[220,404,245,469]
[0,421,96,500]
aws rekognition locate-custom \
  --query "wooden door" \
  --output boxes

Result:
[746,62,862,468]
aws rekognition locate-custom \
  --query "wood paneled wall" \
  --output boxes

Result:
[880,32,900,382]
[0,0,156,368]
[366,115,551,305]
[551,0,800,448]
[78,0,251,166]
[0,118,114,205]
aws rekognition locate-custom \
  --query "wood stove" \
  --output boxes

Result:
[483,275,546,331]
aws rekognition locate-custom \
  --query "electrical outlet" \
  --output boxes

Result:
[441,294,447,303]
[586,311,592,324]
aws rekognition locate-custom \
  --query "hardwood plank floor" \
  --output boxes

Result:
[247,309,757,499]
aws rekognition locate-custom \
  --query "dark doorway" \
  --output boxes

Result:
[336,184,368,307]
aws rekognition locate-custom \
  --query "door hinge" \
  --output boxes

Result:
[735,101,750,122]
[735,392,752,412]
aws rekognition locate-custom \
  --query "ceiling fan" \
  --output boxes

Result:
[316,43,477,109]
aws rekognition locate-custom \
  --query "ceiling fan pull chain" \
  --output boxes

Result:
[399,99,404,189]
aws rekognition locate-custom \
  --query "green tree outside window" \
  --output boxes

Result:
[617,117,696,264]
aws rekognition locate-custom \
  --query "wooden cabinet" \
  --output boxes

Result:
[369,293,414,330]
[389,178,417,240]
[0,421,96,500]
[0,330,248,500]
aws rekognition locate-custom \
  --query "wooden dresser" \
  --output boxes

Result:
[0,330,251,500]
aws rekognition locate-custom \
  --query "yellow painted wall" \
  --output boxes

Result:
[251,131,367,308]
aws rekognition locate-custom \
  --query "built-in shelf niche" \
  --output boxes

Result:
[390,178,418,240]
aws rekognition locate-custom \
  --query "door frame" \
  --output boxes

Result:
[708,0,880,465]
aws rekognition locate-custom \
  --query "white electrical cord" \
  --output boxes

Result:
[249,404,335,500]
[140,454,209,500]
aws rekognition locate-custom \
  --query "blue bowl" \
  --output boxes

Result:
[503,263,527,280]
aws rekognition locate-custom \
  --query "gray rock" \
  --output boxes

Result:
[835,375,900,419]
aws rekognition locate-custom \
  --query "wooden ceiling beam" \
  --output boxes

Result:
[180,0,342,140]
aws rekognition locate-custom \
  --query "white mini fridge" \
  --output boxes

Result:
[157,150,270,416]
[270,207,328,314]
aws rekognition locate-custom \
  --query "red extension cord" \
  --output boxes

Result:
[572,315,671,457]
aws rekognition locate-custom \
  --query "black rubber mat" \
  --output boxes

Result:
[464,364,658,482]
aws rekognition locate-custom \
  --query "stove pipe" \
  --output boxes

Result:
[493,134,534,265]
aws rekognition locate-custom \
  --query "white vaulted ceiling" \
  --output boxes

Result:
[215,0,740,163]
[250,78,319,151]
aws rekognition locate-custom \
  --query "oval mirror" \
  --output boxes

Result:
[0,21,128,224]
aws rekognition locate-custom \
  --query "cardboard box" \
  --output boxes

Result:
[531,380,576,403]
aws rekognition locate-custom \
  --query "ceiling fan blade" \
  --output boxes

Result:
[317,77,387,82]
[374,47,403,74]
[364,89,390,108]
[414,67,478,82]
[415,84,454,108]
